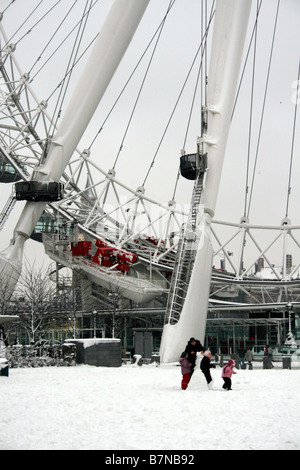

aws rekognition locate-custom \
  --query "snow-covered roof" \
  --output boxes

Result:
[255,266,300,280]
[65,338,121,349]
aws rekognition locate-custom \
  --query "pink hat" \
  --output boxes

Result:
[204,350,212,357]
[227,359,235,366]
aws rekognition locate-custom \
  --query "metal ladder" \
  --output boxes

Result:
[164,157,206,324]
[0,191,16,231]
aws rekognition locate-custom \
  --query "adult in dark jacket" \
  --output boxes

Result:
[200,350,216,387]
[184,337,205,375]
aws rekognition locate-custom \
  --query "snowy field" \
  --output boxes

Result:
[1,361,300,451]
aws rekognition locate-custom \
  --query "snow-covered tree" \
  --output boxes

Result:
[13,262,60,343]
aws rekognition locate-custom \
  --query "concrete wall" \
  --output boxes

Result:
[65,338,122,367]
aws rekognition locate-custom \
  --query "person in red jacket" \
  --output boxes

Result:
[221,359,237,391]
[179,351,192,390]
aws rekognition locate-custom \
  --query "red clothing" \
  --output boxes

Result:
[181,373,190,390]
[179,357,192,390]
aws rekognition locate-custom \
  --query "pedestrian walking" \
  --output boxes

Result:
[244,348,253,366]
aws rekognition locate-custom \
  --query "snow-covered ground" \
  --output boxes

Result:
[1,360,300,450]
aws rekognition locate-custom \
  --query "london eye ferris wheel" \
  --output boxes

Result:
[0,0,299,361]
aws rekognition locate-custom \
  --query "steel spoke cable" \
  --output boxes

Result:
[112,0,175,170]
[181,1,214,153]
[45,32,99,105]
[29,0,100,81]
[141,43,202,188]
[87,0,176,155]
[246,0,280,218]
[2,0,100,104]
[1,0,16,15]
[87,33,158,151]
[48,0,94,136]
[1,0,43,47]
[1,0,100,152]
[201,0,208,114]
[2,0,62,49]
[143,9,215,188]
[171,2,216,200]
[28,0,78,76]
[232,0,262,120]
[181,51,203,154]
[285,59,300,218]
[243,0,259,218]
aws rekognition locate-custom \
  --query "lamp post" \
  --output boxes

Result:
[108,293,118,338]
[93,309,97,338]
[285,302,296,346]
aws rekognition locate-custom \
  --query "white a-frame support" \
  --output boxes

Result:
[160,0,252,363]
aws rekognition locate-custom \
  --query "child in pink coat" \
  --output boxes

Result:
[179,352,192,390]
[221,359,237,390]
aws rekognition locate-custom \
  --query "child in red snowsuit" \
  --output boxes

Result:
[179,352,192,390]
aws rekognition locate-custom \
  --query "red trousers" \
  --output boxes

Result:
[181,373,190,390]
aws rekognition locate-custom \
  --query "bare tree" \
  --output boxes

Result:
[13,262,59,343]
[0,275,21,345]
[0,274,16,315]
[92,282,130,339]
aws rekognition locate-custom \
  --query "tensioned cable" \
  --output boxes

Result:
[246,0,280,218]
[45,32,99,104]
[28,0,78,76]
[181,46,204,153]
[88,0,177,151]
[243,0,259,218]
[2,0,63,49]
[170,2,216,200]
[143,5,216,188]
[181,0,214,153]
[202,0,209,118]
[232,1,262,120]
[28,0,100,81]
[1,0,100,133]
[1,0,16,15]
[142,46,202,188]
[48,0,94,136]
[111,0,175,170]
[2,0,99,93]
[285,60,300,218]
[171,1,213,200]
